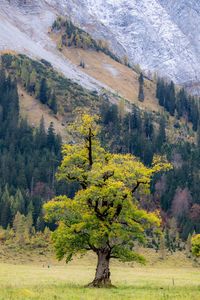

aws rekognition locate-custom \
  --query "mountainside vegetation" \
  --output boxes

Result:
[2,2,200,298]
[156,79,199,131]
[0,50,200,258]
[51,18,160,111]
[52,17,121,64]
[0,67,66,231]
[1,53,99,119]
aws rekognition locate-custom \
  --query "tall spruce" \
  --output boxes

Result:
[138,72,145,102]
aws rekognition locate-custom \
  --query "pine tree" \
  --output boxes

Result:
[47,122,55,150]
[49,92,58,114]
[13,212,26,244]
[35,116,47,149]
[138,73,145,102]
[0,185,11,228]
[39,78,48,104]
[156,78,165,107]
[29,69,37,93]
[11,189,25,217]
[166,81,176,116]
[36,215,45,232]
[144,112,154,139]
[156,116,166,151]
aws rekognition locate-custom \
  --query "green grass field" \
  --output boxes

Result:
[0,252,200,300]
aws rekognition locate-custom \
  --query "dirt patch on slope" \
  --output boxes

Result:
[59,46,160,112]
[18,86,68,141]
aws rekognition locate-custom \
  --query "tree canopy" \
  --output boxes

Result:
[44,114,171,287]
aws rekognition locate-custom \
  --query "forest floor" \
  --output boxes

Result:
[0,247,200,300]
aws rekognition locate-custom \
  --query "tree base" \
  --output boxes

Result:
[86,280,116,288]
[87,249,115,288]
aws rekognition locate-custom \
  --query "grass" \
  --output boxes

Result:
[61,46,160,113]
[18,86,68,141]
[51,32,159,113]
[0,252,200,300]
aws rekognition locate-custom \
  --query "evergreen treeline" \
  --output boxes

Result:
[99,100,200,240]
[158,142,200,239]
[156,78,199,130]
[1,52,200,244]
[0,68,66,230]
[1,54,99,117]
[100,100,165,166]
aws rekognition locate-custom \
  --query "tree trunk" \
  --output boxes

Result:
[87,249,113,288]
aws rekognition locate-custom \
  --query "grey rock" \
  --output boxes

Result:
[1,0,200,90]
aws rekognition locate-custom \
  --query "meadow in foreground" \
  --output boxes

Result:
[0,256,200,300]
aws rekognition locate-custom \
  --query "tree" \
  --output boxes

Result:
[13,212,26,244]
[35,116,47,149]
[156,78,165,107]
[29,69,37,93]
[39,78,48,104]
[49,92,58,114]
[171,188,192,220]
[0,185,11,228]
[156,116,166,151]
[191,234,200,257]
[0,65,65,228]
[80,59,85,69]
[144,112,154,139]
[47,122,56,150]
[166,81,176,116]
[44,114,171,287]
[138,73,145,102]
[11,188,25,217]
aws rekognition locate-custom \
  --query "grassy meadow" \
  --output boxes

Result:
[0,250,200,300]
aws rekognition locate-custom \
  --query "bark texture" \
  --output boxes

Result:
[88,249,113,288]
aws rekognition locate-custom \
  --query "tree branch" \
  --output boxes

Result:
[87,199,105,221]
[87,127,93,168]
[132,181,147,194]
[102,170,114,182]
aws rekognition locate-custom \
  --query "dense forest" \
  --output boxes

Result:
[0,52,200,249]
[0,68,68,231]
[99,100,200,241]
[156,79,199,131]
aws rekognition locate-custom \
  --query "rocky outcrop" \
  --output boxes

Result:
[0,0,112,92]
[46,0,200,85]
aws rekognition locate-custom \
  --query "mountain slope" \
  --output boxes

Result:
[1,0,200,92]
[72,0,200,85]
[0,0,108,92]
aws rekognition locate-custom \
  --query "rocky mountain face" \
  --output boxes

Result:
[70,0,200,85]
[1,0,200,90]
[0,0,109,92]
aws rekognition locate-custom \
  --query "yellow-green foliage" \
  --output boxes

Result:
[44,114,172,264]
[191,234,200,257]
